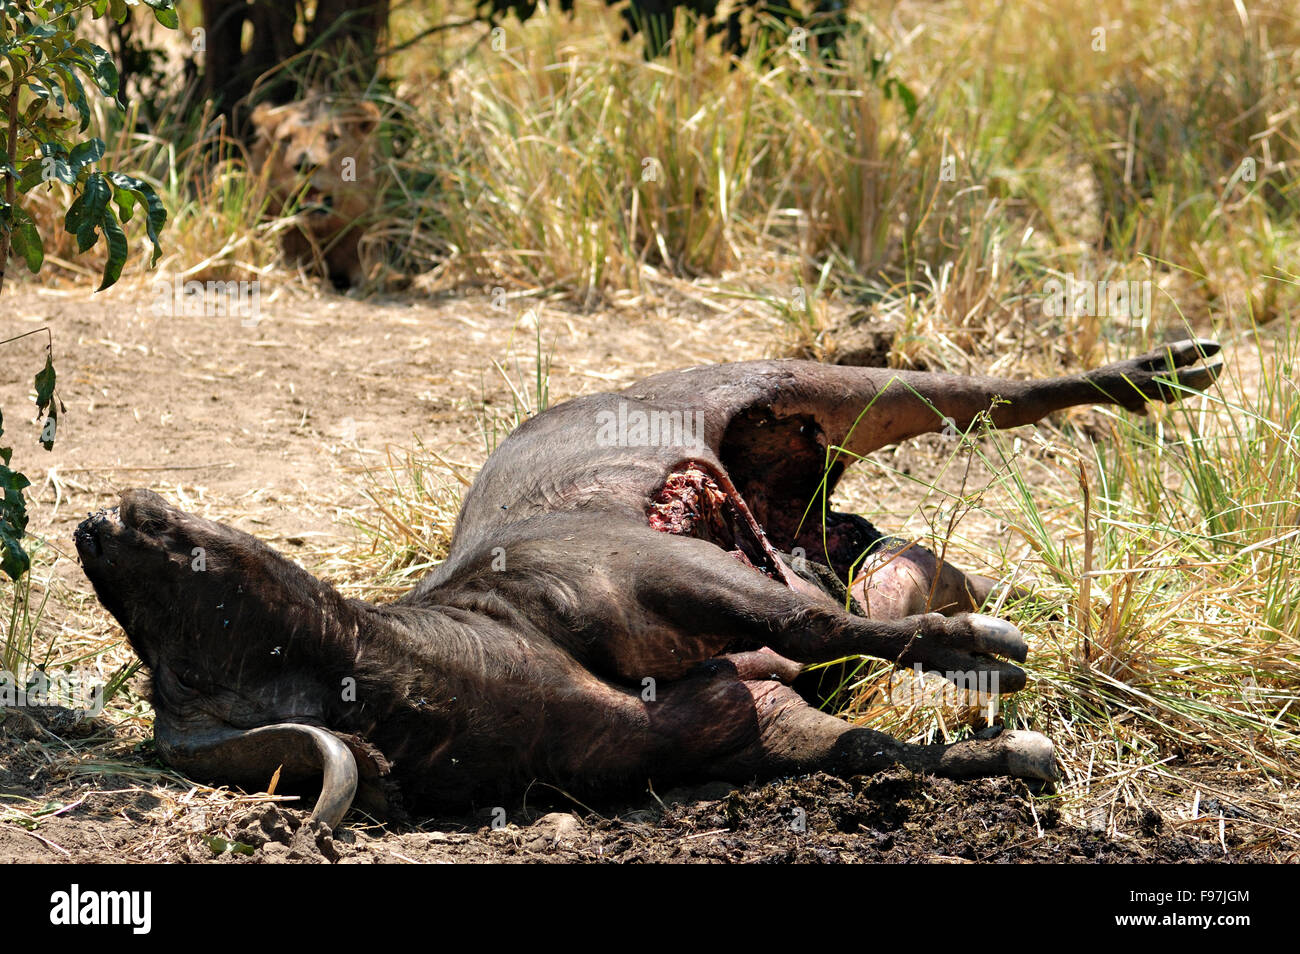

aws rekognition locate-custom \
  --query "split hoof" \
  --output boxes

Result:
[966,614,1028,663]
[935,728,1058,781]
[1000,729,1059,781]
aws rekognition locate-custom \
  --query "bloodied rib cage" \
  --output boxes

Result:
[647,463,787,579]
[647,461,893,598]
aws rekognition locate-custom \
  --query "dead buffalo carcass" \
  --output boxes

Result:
[75,341,1220,826]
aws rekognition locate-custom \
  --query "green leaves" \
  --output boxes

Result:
[52,60,91,130]
[68,136,104,168]
[0,798,72,831]
[57,168,166,289]
[8,207,42,272]
[64,170,109,251]
[80,40,119,100]
[141,0,180,30]
[6,136,134,283]
[97,202,126,287]
[0,420,32,581]
[18,138,104,190]
[3,6,128,131]
[0,0,174,292]
[86,0,179,28]
[106,170,164,266]
[0,337,59,582]
[0,474,32,581]
[34,353,56,450]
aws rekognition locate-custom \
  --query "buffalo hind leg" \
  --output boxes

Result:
[792,514,1025,620]
[703,680,1057,782]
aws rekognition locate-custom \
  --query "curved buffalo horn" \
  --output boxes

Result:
[155,716,358,829]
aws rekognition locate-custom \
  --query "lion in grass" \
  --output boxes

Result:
[250,94,383,289]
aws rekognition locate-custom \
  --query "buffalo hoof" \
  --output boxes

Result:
[1000,729,1059,782]
[966,614,1029,662]
[937,728,1059,782]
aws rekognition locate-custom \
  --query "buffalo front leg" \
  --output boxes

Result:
[642,536,1031,692]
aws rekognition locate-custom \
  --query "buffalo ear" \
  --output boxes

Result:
[336,732,406,822]
[155,716,358,829]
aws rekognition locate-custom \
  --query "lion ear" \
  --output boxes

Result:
[349,101,381,138]
[250,102,281,141]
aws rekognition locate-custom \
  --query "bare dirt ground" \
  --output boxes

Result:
[0,723,1245,863]
[0,280,1291,863]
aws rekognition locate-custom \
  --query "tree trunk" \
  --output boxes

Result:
[200,0,389,115]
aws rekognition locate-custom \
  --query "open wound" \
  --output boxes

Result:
[648,463,789,582]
